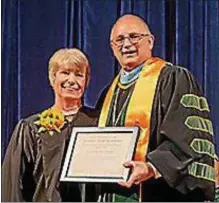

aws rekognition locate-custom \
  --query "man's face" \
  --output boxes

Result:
[53,63,86,100]
[111,18,154,71]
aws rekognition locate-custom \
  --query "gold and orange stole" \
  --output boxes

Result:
[99,57,166,161]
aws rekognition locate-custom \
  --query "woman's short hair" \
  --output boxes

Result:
[48,48,90,86]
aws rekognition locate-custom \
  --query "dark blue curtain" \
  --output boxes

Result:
[2,0,219,159]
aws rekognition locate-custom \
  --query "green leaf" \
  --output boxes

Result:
[34,120,41,125]
[49,131,54,136]
[38,127,46,133]
[56,128,61,133]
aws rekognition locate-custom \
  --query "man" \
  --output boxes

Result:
[2,48,97,201]
[98,14,215,201]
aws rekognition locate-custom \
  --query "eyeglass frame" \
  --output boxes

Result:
[110,33,151,47]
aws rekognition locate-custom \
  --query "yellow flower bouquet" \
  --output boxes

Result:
[34,108,65,136]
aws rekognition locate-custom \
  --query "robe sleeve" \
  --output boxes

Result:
[1,119,36,202]
[147,66,215,200]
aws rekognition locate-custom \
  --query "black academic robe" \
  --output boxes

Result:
[97,64,215,201]
[1,107,98,202]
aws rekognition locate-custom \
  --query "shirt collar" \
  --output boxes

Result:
[120,63,145,85]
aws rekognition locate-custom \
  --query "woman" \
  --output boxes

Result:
[2,48,98,202]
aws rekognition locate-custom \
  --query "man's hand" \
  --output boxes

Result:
[215,159,219,185]
[118,161,155,188]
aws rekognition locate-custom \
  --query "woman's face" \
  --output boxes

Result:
[53,63,87,100]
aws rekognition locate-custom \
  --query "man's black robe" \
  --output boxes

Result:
[97,64,215,201]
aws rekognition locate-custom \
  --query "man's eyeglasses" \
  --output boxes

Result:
[111,33,150,47]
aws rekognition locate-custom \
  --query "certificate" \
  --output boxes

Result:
[60,127,139,183]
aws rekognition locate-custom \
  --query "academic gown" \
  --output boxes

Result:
[97,64,215,201]
[1,107,98,202]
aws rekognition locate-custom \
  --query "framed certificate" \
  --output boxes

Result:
[60,127,139,183]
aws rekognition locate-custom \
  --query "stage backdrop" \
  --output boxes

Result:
[2,0,219,159]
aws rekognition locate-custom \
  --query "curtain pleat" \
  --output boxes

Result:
[203,0,219,152]
[2,0,19,160]
[2,0,219,158]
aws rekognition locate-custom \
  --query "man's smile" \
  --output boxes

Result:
[122,50,137,57]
